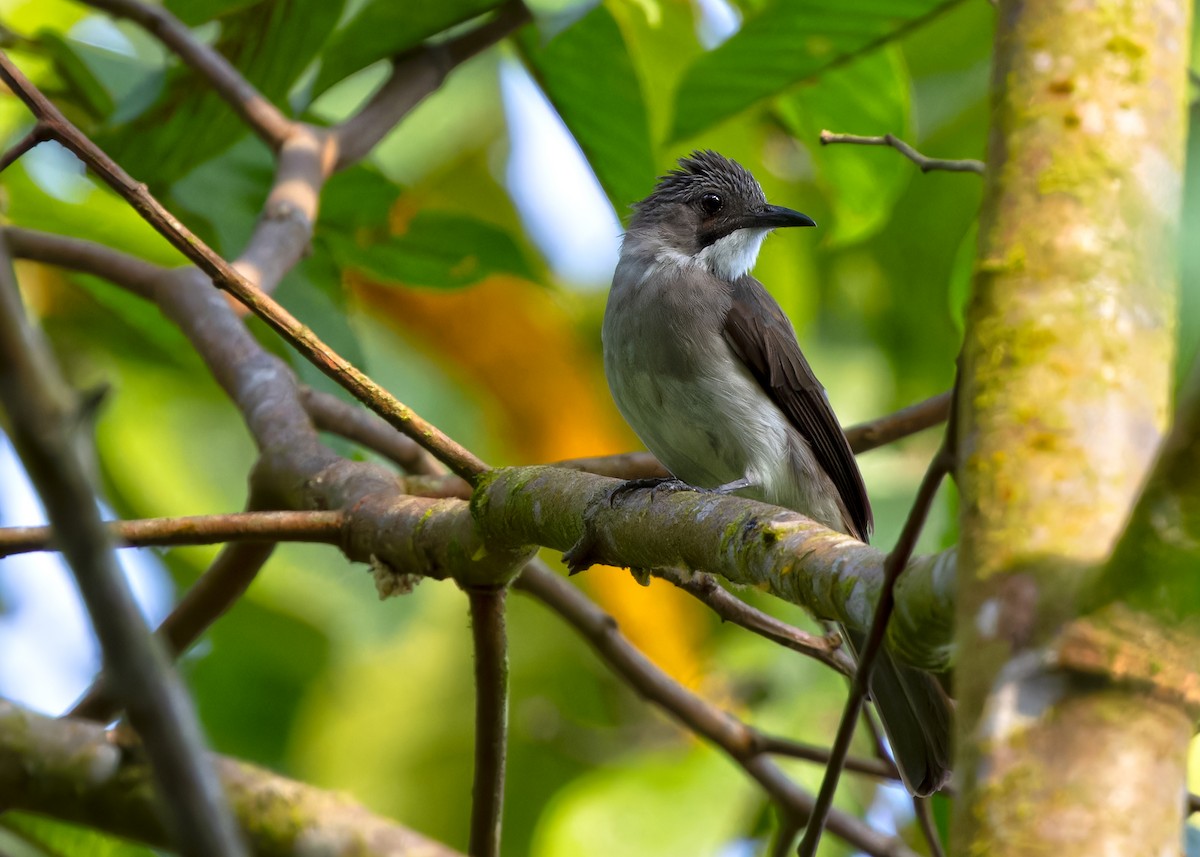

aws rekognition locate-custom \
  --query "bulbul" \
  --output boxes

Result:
[602,150,951,796]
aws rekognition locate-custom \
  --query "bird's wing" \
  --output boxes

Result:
[722,276,873,541]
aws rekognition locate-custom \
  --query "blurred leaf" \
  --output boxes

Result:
[518,4,656,211]
[101,0,344,188]
[671,0,958,141]
[2,162,182,264]
[66,39,166,125]
[320,163,403,231]
[946,219,978,332]
[165,0,263,26]
[777,46,913,246]
[311,0,503,96]
[0,813,158,857]
[531,746,756,857]
[35,29,115,121]
[324,211,533,289]
[187,596,331,769]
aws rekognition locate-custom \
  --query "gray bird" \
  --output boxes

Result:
[602,150,951,796]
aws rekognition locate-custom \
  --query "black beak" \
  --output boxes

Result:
[752,204,817,229]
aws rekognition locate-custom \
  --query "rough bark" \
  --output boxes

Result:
[0,701,463,857]
[955,0,1192,853]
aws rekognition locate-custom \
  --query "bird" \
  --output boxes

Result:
[600,150,952,796]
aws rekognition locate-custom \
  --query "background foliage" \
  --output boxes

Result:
[1,0,1198,854]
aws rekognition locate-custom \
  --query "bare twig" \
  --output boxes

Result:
[651,567,856,676]
[820,131,985,175]
[468,588,509,857]
[751,733,899,780]
[300,386,447,476]
[81,0,295,149]
[515,560,917,857]
[0,121,49,172]
[796,445,953,857]
[0,699,466,857]
[3,227,165,299]
[913,796,947,857]
[72,538,277,722]
[333,0,532,168]
[0,510,344,557]
[0,50,488,482]
[0,236,246,856]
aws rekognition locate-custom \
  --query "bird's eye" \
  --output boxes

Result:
[699,193,723,215]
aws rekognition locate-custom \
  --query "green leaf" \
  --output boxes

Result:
[323,211,534,289]
[165,0,264,27]
[311,0,503,96]
[946,219,978,332]
[320,164,403,231]
[518,4,656,212]
[0,814,159,857]
[35,29,115,120]
[776,46,913,246]
[100,0,344,188]
[671,0,957,141]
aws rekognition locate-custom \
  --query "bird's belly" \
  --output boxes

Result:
[609,358,791,493]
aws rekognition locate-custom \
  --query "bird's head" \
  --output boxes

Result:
[626,150,815,281]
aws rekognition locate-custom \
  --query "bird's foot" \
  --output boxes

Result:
[564,477,692,575]
[604,476,694,507]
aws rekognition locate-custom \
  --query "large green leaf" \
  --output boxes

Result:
[671,0,958,141]
[518,4,656,212]
[165,0,264,27]
[311,0,503,97]
[100,0,344,188]
[322,211,534,289]
[776,46,913,246]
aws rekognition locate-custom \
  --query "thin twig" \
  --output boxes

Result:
[0,235,246,856]
[0,510,344,557]
[333,0,531,168]
[820,131,985,175]
[796,446,953,857]
[3,227,164,299]
[300,386,447,476]
[0,121,49,172]
[752,733,899,780]
[0,50,488,483]
[912,796,947,857]
[81,0,296,149]
[467,588,509,857]
[651,568,856,676]
[72,538,277,722]
[516,560,917,857]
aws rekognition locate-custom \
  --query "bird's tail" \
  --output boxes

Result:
[846,628,953,796]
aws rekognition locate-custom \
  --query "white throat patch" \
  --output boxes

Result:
[694,228,770,280]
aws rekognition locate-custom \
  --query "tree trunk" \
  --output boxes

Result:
[955,0,1192,854]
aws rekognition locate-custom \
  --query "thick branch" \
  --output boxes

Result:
[82,0,295,149]
[0,700,465,857]
[819,131,985,175]
[4,227,165,299]
[0,510,344,557]
[474,466,955,670]
[0,237,245,856]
